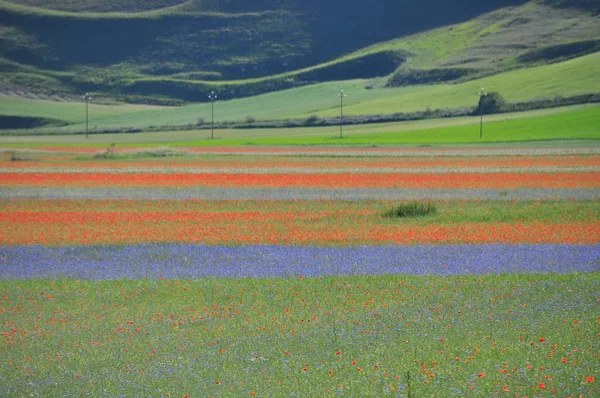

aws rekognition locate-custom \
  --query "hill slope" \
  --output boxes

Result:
[0,0,598,103]
[1,52,598,134]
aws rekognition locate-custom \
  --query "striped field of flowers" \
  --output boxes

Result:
[0,145,598,397]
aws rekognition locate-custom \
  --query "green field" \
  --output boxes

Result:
[136,105,600,146]
[304,52,600,119]
[0,96,166,126]
[2,4,599,398]
[1,274,597,396]
[1,104,598,147]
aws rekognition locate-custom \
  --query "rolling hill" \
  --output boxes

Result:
[0,0,598,104]
[1,52,598,135]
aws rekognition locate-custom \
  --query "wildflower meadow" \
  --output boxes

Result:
[0,145,598,397]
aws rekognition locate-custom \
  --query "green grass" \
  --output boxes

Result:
[0,104,598,147]
[0,0,190,14]
[0,0,234,19]
[114,105,600,146]
[373,2,599,73]
[169,105,600,146]
[0,273,597,396]
[308,105,600,146]
[0,94,169,125]
[1,51,599,136]
[301,52,600,119]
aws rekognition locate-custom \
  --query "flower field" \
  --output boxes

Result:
[3,171,599,189]
[0,145,599,396]
[0,200,599,246]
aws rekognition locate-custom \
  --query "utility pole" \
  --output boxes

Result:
[479,88,486,139]
[339,89,346,139]
[83,93,92,138]
[208,91,217,140]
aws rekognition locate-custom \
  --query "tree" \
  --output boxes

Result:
[476,92,505,115]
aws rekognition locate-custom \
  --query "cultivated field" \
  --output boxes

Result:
[1,120,599,396]
[1,104,599,147]
[1,0,599,395]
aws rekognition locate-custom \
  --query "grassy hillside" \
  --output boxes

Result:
[1,52,598,134]
[0,0,598,103]
[1,0,531,67]
[1,0,188,12]
[302,51,600,119]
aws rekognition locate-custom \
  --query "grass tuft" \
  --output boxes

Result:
[9,150,28,161]
[130,147,185,158]
[93,143,116,159]
[383,201,437,218]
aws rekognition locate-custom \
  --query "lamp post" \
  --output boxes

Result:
[339,89,346,139]
[83,93,92,139]
[479,88,486,139]
[208,90,217,140]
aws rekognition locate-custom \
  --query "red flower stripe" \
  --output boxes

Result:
[0,211,347,223]
[1,172,598,188]
[1,220,597,246]
[3,155,597,169]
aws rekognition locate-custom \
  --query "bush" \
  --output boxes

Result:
[305,114,319,124]
[386,67,474,87]
[9,151,26,161]
[94,143,116,159]
[383,202,437,218]
[475,92,505,115]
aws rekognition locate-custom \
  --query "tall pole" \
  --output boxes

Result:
[479,88,486,139]
[208,90,217,140]
[339,89,346,139]
[83,93,92,139]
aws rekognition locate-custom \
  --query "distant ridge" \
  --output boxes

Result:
[0,0,598,102]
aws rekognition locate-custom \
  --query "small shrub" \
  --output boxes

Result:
[145,147,173,157]
[107,143,116,156]
[94,143,116,159]
[305,114,319,124]
[424,105,433,118]
[383,201,437,218]
[132,147,185,158]
[10,151,25,161]
[246,115,256,124]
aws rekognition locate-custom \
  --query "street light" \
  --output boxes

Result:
[83,93,92,139]
[339,89,346,139]
[478,88,487,139]
[208,90,217,140]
